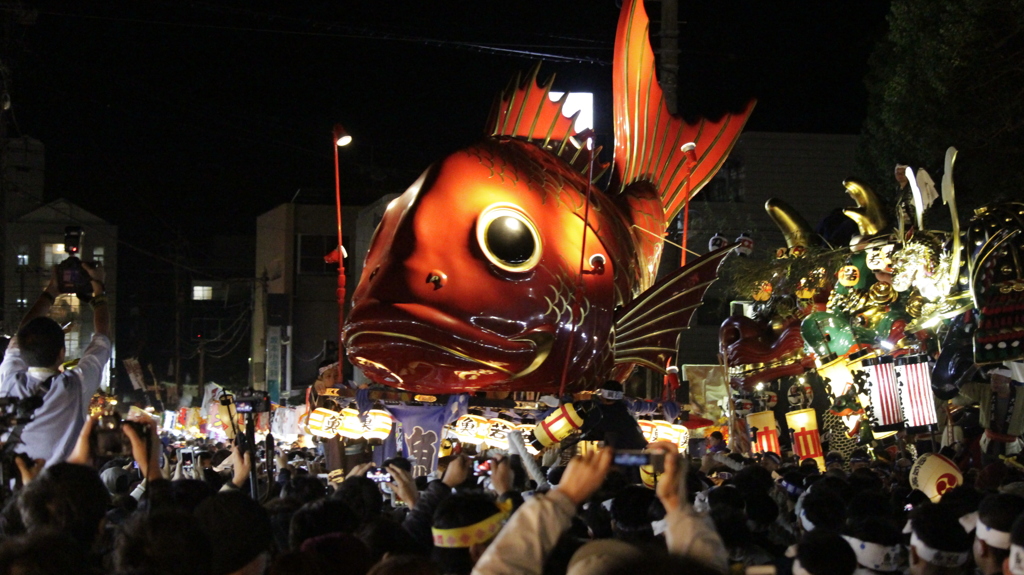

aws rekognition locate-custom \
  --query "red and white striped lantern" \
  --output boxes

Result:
[896,354,938,431]
[862,355,904,433]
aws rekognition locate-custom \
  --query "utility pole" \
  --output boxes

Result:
[174,245,182,391]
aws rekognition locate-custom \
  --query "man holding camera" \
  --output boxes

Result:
[0,262,110,467]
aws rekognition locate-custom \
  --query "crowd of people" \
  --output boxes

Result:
[6,266,1024,575]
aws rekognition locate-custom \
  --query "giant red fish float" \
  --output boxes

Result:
[343,0,754,394]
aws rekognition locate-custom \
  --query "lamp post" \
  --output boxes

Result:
[332,124,352,384]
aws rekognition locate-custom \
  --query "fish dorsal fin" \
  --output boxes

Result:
[613,245,735,372]
[612,0,754,221]
[486,63,608,181]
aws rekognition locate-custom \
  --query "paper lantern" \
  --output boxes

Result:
[735,232,754,256]
[785,409,824,471]
[861,355,904,434]
[482,418,515,450]
[896,354,939,432]
[910,453,962,502]
[654,420,681,445]
[747,411,781,455]
[638,420,659,443]
[336,407,363,439]
[529,403,586,450]
[363,408,394,441]
[672,424,691,453]
[307,408,345,439]
[708,232,729,253]
[817,356,854,397]
[515,424,540,455]
[452,414,487,444]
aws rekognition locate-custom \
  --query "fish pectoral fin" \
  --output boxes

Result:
[613,245,735,370]
[508,331,555,380]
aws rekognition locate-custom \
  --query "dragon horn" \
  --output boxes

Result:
[842,180,889,236]
[765,198,815,249]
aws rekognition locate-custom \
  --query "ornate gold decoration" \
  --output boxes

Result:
[843,180,889,237]
[765,198,815,251]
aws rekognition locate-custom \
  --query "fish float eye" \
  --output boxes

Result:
[476,204,542,272]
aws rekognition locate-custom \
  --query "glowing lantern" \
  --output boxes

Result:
[896,354,939,431]
[452,414,487,444]
[307,408,345,439]
[861,355,903,434]
[817,356,854,397]
[910,453,962,502]
[338,407,363,440]
[672,424,691,453]
[529,403,587,450]
[482,418,514,450]
[515,424,540,455]
[747,411,780,455]
[638,420,659,443]
[654,420,681,445]
[363,408,394,441]
[785,408,824,471]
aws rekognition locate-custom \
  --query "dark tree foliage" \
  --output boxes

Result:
[858,0,1024,211]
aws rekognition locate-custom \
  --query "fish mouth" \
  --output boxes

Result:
[343,301,554,391]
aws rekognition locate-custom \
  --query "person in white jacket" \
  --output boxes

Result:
[471,443,729,575]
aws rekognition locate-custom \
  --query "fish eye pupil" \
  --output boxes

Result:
[486,215,534,265]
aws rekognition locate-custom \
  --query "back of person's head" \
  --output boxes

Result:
[909,503,972,570]
[797,529,857,575]
[114,510,212,575]
[332,477,383,526]
[298,532,373,575]
[744,492,780,530]
[610,486,655,541]
[281,475,328,504]
[195,492,273,575]
[848,467,884,495]
[847,490,896,525]
[382,457,413,474]
[801,485,846,532]
[431,493,504,575]
[844,516,904,573]
[0,529,89,575]
[16,317,64,367]
[17,463,110,549]
[143,478,214,515]
[581,502,613,539]
[975,493,1024,565]
[732,464,774,497]
[367,554,440,575]
[709,505,750,549]
[710,431,724,441]
[939,485,984,519]
[357,518,425,562]
[707,484,744,511]
[566,539,645,575]
[288,498,359,550]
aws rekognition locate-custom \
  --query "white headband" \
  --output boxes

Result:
[909,532,969,568]
[1009,543,1024,575]
[842,535,904,572]
[959,511,978,533]
[791,558,812,575]
[800,510,815,532]
[977,517,1012,550]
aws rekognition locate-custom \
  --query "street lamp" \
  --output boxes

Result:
[332,123,351,384]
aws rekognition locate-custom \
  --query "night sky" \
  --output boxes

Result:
[9,1,890,238]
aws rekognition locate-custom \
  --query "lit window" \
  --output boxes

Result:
[42,243,67,268]
[92,246,105,264]
[15,298,27,308]
[193,285,213,300]
[16,254,29,266]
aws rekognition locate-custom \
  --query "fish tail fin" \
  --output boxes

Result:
[612,0,754,221]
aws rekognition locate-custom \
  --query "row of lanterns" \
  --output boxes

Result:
[638,419,691,450]
[307,406,394,441]
[448,414,537,454]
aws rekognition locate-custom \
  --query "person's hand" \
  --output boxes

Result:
[123,417,162,481]
[231,444,252,488]
[346,462,375,480]
[489,457,514,496]
[66,415,98,466]
[387,465,419,507]
[557,448,613,505]
[45,266,60,300]
[172,457,187,480]
[82,261,105,285]
[442,454,471,488]
[649,441,686,511]
[15,455,46,486]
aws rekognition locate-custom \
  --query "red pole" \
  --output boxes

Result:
[333,125,346,385]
